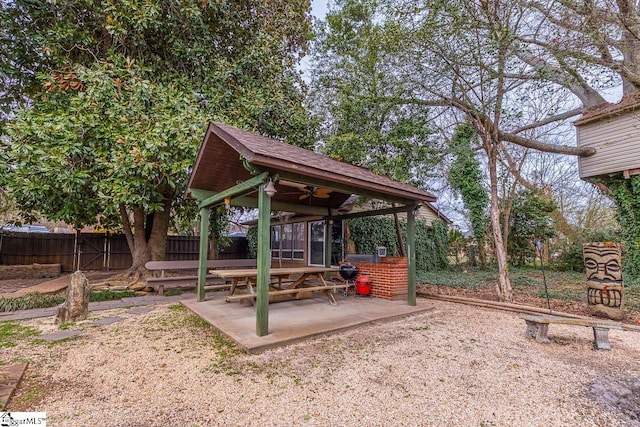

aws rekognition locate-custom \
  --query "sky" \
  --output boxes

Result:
[298,1,330,81]
[311,0,329,19]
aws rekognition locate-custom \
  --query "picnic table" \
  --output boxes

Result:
[210,267,343,305]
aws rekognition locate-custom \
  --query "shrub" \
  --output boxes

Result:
[553,227,620,272]
[347,218,449,271]
[0,292,65,312]
[0,289,136,312]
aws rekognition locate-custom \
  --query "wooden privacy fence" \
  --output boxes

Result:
[0,232,248,272]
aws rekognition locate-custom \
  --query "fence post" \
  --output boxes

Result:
[104,232,109,271]
[74,230,81,271]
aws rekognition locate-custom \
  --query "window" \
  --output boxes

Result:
[308,221,325,266]
[292,223,304,260]
[271,223,304,260]
[271,225,281,259]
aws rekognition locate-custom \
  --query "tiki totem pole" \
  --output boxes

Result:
[583,242,624,320]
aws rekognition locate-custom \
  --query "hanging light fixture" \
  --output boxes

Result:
[264,179,277,198]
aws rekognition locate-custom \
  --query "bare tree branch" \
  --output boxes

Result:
[512,107,583,133]
[499,130,595,156]
[516,51,607,107]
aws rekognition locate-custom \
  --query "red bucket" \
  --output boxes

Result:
[355,275,371,296]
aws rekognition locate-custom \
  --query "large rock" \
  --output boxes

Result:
[54,271,90,325]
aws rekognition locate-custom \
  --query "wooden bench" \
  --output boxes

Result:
[522,315,623,350]
[145,259,257,295]
[225,285,347,306]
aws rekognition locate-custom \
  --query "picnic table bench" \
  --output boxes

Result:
[145,259,257,295]
[522,314,623,350]
[212,267,343,306]
[225,285,348,305]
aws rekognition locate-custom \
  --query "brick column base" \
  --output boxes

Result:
[352,257,408,301]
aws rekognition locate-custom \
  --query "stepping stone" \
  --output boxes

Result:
[35,330,84,342]
[126,306,154,315]
[91,316,125,326]
[0,363,28,410]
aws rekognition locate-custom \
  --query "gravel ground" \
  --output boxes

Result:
[3,299,640,426]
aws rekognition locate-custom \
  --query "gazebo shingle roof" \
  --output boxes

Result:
[187,122,435,209]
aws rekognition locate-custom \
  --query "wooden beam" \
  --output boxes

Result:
[623,168,640,179]
[256,182,271,337]
[197,172,268,209]
[407,208,416,306]
[268,170,421,205]
[230,195,331,216]
[188,188,216,201]
[197,208,209,302]
[327,204,418,221]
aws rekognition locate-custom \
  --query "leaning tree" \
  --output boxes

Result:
[310,0,622,302]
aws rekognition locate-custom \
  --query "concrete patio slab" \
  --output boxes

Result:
[182,293,435,354]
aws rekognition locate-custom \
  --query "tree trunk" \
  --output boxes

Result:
[487,145,513,303]
[117,195,173,281]
[478,237,487,269]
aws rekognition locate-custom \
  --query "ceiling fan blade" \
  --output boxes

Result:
[299,193,310,200]
[314,193,331,199]
[315,188,333,196]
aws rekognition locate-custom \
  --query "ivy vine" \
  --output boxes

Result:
[594,174,640,285]
[347,217,449,271]
[246,226,258,259]
[448,124,488,244]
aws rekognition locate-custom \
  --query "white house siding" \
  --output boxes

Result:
[348,200,443,225]
[576,110,640,179]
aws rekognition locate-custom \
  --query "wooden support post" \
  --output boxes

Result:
[256,182,272,337]
[324,219,332,276]
[197,208,210,302]
[407,207,416,306]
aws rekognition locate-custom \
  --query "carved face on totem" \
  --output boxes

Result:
[583,243,623,283]
[583,242,624,320]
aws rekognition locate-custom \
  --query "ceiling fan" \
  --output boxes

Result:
[298,186,333,200]
[279,180,333,200]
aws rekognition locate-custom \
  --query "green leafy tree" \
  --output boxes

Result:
[1,0,313,277]
[310,0,441,257]
[448,124,489,268]
[507,190,557,266]
[310,0,439,185]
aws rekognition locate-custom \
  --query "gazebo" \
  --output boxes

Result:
[187,122,436,336]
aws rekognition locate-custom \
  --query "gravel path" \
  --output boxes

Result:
[3,299,640,426]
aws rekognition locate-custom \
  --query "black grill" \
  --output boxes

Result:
[339,263,358,281]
